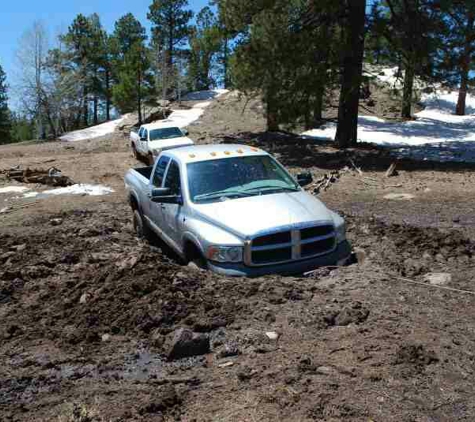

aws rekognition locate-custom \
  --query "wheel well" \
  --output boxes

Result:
[184,241,204,261]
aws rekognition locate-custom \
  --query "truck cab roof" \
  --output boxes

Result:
[161,144,268,165]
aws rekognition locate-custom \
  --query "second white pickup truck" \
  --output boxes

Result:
[130,122,194,164]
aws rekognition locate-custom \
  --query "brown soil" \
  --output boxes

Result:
[1,93,475,421]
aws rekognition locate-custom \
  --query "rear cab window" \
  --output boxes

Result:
[152,156,171,187]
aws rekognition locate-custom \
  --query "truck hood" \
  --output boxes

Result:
[194,191,334,239]
[149,137,194,151]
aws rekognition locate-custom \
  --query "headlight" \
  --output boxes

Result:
[207,246,243,263]
[153,148,162,156]
[335,222,346,244]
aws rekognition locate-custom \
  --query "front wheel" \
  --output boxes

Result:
[133,209,150,240]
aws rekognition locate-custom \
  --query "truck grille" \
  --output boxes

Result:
[246,223,336,266]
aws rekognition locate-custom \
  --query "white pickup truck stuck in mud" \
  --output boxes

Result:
[130,123,194,164]
[124,144,351,277]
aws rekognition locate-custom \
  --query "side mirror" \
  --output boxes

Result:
[297,172,313,187]
[150,187,183,205]
[181,129,189,136]
[140,136,147,142]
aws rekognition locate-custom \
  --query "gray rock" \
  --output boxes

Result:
[423,273,451,286]
[217,341,239,359]
[167,328,210,361]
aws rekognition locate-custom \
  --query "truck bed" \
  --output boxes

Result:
[134,166,153,180]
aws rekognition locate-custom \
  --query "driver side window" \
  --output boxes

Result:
[164,160,181,196]
[152,156,170,187]
[142,129,148,141]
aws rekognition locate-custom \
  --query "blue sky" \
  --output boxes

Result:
[0,0,209,100]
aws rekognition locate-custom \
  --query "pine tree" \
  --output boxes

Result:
[63,14,96,127]
[335,0,367,149]
[148,0,193,97]
[439,0,475,116]
[111,15,154,124]
[0,63,12,144]
[372,1,441,118]
[188,7,222,91]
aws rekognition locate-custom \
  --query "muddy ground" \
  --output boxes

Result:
[1,92,475,421]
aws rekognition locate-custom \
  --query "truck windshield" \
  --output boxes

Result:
[149,127,184,141]
[188,155,300,203]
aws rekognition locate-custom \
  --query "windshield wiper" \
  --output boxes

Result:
[243,186,300,194]
[194,190,259,202]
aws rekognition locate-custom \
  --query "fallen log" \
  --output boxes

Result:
[2,166,75,187]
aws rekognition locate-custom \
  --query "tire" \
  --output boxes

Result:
[131,144,139,160]
[186,244,208,270]
[133,209,150,240]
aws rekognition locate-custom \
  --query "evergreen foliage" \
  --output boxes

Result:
[0,63,12,144]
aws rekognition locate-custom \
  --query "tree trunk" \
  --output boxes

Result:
[266,92,279,131]
[456,14,474,116]
[93,95,98,125]
[105,69,111,121]
[335,0,366,149]
[83,84,88,127]
[223,35,229,88]
[401,60,415,119]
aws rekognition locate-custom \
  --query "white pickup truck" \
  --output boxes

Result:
[130,123,194,164]
[124,144,351,277]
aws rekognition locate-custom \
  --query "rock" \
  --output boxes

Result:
[316,366,336,376]
[101,334,111,342]
[237,366,254,381]
[423,273,451,286]
[217,341,240,359]
[166,328,210,361]
[265,331,280,341]
[79,293,89,304]
[50,218,63,226]
[218,361,235,368]
[11,244,27,252]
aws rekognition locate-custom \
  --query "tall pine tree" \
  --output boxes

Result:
[148,0,193,97]
[111,14,154,124]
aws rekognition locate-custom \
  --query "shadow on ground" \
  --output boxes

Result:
[219,131,475,172]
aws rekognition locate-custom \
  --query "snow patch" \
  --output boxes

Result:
[0,186,31,194]
[302,77,475,162]
[60,117,125,142]
[24,184,114,198]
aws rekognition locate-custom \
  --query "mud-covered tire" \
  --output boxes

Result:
[133,210,150,240]
[186,245,208,270]
[131,144,139,160]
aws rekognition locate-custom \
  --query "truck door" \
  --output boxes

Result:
[145,155,170,233]
[161,160,184,250]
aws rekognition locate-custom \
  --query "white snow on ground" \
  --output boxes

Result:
[59,90,228,142]
[303,70,475,162]
[24,184,114,198]
[148,89,229,129]
[0,186,30,194]
[60,117,125,142]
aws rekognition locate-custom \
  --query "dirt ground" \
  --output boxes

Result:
[1,93,475,422]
